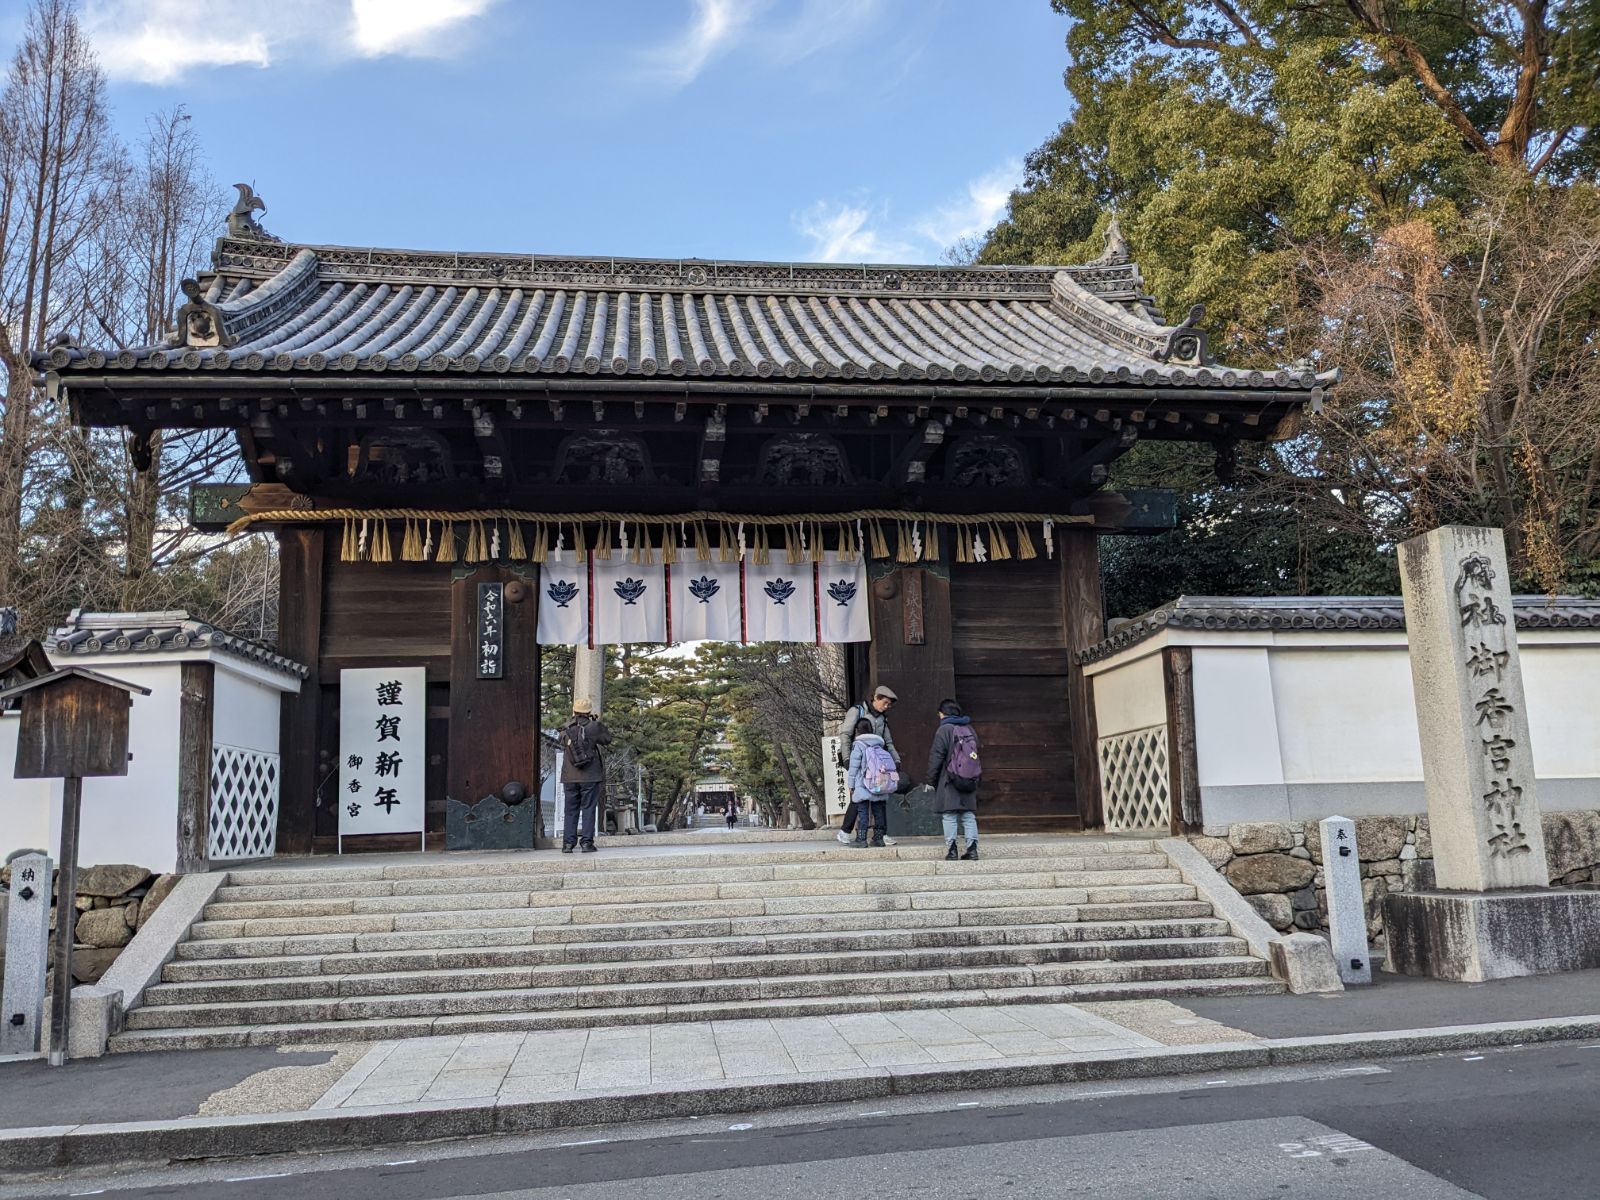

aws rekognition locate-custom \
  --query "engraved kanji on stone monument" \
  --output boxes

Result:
[1,852,53,1056]
[1398,526,1548,891]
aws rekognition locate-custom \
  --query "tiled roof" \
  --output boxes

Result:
[1076,594,1600,665]
[44,609,309,679]
[36,236,1334,393]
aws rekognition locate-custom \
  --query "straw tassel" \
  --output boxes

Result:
[575,524,588,565]
[924,521,940,562]
[955,524,972,564]
[988,521,1011,561]
[530,523,548,564]
[754,525,770,566]
[810,522,824,564]
[371,520,392,563]
[508,520,528,561]
[339,519,354,562]
[595,523,612,561]
[868,520,890,560]
[785,525,803,565]
[1014,522,1037,561]
[435,521,458,563]
[696,522,711,562]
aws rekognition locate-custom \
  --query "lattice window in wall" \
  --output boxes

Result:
[209,744,280,861]
[1098,725,1171,832]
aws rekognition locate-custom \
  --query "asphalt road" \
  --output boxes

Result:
[13,1042,1600,1200]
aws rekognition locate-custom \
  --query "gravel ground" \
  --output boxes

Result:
[196,1043,371,1116]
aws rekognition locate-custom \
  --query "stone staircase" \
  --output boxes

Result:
[108,839,1283,1052]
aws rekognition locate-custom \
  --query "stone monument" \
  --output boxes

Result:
[1318,818,1371,985]
[1,852,53,1056]
[1385,526,1600,981]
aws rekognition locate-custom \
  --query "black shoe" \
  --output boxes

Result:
[580,840,597,853]
[961,841,979,860]
[561,843,575,854]
[868,832,885,848]
[945,840,959,860]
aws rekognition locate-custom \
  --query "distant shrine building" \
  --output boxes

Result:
[35,200,1326,853]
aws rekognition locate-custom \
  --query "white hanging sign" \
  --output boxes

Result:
[537,553,590,646]
[816,553,871,644]
[592,560,668,644]
[339,667,427,848]
[668,560,742,642]
[744,560,817,643]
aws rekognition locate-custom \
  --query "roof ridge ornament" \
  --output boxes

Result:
[1090,214,1131,266]
[175,278,235,349]
[1154,304,1210,366]
[226,182,279,242]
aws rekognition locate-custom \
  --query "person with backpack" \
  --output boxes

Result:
[560,697,612,853]
[834,685,901,846]
[846,717,898,848]
[926,698,981,860]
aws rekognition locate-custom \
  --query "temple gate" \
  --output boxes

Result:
[36,203,1323,851]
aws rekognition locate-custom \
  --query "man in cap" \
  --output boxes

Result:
[834,685,901,846]
[560,697,613,853]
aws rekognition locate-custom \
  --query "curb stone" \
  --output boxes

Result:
[4,1015,1598,1171]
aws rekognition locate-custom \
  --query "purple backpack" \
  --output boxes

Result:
[945,725,982,792]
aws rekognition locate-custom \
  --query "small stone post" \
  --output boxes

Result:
[1318,818,1371,985]
[1,852,53,1056]
[1398,525,1547,890]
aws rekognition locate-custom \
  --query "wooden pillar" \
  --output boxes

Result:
[448,565,540,805]
[1061,529,1105,829]
[176,661,214,872]
[276,527,325,855]
[868,566,955,788]
[1163,646,1201,834]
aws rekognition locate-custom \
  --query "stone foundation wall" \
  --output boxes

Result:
[1191,811,1600,942]
[0,861,177,985]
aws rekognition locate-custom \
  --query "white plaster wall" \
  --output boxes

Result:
[1191,647,1286,788]
[47,661,182,876]
[1271,648,1423,783]
[1521,643,1600,780]
[0,714,55,858]
[1091,652,1167,737]
[212,665,283,754]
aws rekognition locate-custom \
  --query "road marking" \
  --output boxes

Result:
[68,1191,106,1196]
[727,1122,754,1130]
[956,1102,981,1107]
[558,1138,610,1146]
[1336,1066,1390,1075]
[1463,1056,1485,1062]
[1079,1089,1134,1098]
[1201,1079,1229,1086]
[384,1160,418,1166]
[225,1173,291,1182]
[860,1110,889,1116]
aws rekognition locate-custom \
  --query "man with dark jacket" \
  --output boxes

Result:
[560,698,612,853]
[926,699,980,860]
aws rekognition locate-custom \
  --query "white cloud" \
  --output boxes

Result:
[349,0,495,57]
[912,160,1022,247]
[794,200,917,264]
[637,0,760,88]
[794,160,1023,264]
[83,0,497,84]
[637,0,884,89]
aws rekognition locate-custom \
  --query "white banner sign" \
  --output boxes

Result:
[668,560,742,642]
[822,735,850,817]
[592,560,667,644]
[537,554,590,646]
[744,560,817,643]
[817,553,870,644]
[340,667,427,846]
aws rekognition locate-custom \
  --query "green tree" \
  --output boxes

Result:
[983,2,1600,597]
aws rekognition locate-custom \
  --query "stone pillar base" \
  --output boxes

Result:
[1383,887,1600,983]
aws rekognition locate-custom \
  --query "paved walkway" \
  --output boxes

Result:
[312,1003,1175,1109]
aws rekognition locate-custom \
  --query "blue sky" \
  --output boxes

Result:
[59,0,1074,263]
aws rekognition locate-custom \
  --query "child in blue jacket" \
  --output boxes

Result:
[846,718,895,848]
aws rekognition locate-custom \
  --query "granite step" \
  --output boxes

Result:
[144,937,1251,1003]
[109,973,1282,1052]
[210,855,1176,902]
[122,955,1271,1031]
[162,918,1235,981]
[171,902,1223,961]
[223,840,1163,886]
[200,870,1186,920]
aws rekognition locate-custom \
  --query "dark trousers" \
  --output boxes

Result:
[840,800,860,833]
[853,798,887,843]
[563,781,601,844]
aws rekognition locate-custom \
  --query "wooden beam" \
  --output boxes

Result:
[276,527,326,855]
[176,661,214,873]
[472,411,513,484]
[1060,529,1105,830]
[698,413,726,499]
[890,419,945,485]
[1053,426,1139,490]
